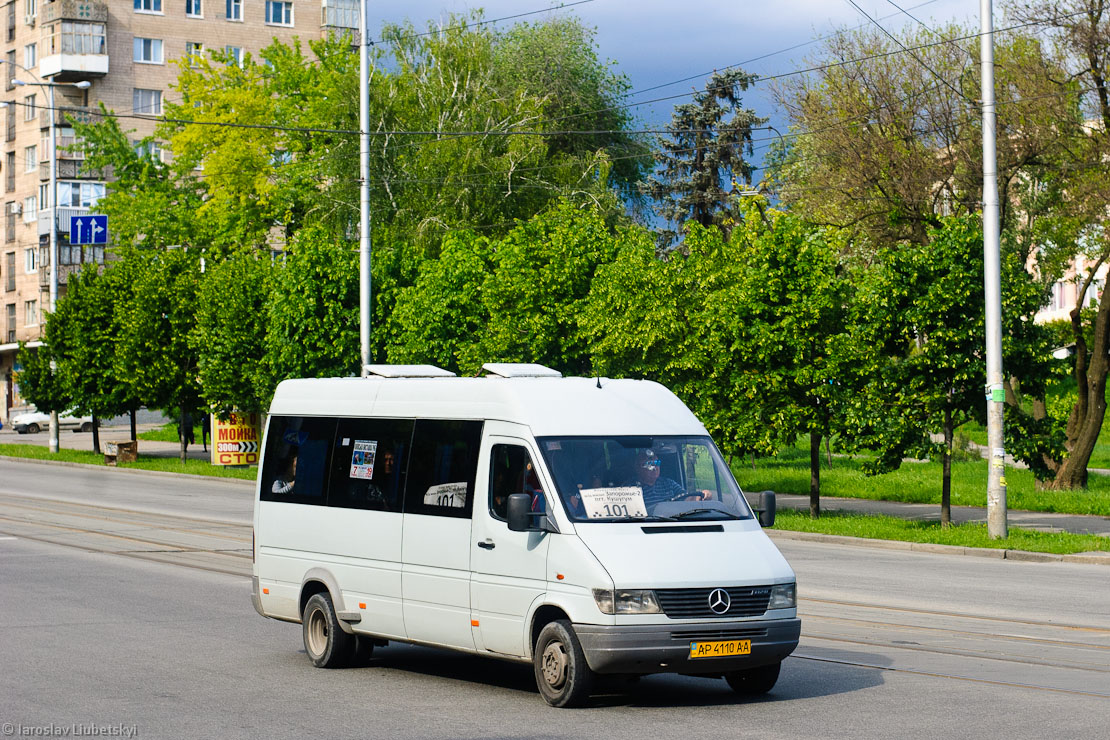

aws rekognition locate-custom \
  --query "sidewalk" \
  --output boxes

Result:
[0,425,214,460]
[776,493,1110,537]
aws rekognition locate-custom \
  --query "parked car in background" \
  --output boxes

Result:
[11,410,96,434]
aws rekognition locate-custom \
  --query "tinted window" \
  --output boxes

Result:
[260,416,337,505]
[489,444,545,521]
[328,418,413,512]
[404,420,483,518]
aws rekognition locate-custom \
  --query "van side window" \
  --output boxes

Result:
[260,416,337,504]
[489,444,544,521]
[405,419,483,519]
[328,418,413,512]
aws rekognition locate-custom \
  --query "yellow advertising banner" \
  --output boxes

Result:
[211,412,261,466]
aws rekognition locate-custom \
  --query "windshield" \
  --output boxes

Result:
[536,436,754,522]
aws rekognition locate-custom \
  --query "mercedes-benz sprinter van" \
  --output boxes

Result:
[251,363,799,707]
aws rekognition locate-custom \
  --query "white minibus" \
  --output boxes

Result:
[251,363,799,707]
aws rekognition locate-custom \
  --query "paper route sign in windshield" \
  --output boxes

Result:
[578,486,648,518]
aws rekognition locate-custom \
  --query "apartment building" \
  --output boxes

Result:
[0,0,359,419]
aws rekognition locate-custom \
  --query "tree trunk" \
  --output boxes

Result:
[1051,264,1110,489]
[129,408,137,442]
[91,413,100,454]
[809,431,821,519]
[941,407,953,527]
[179,410,188,464]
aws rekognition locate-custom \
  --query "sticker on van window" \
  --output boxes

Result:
[349,440,378,480]
[578,487,648,519]
[425,482,467,508]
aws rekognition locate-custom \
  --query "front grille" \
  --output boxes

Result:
[671,627,768,641]
[655,586,772,619]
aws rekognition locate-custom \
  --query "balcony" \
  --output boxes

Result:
[38,261,82,288]
[41,104,94,129]
[36,206,88,237]
[39,2,109,82]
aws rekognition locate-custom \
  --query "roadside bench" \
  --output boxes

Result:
[104,440,138,466]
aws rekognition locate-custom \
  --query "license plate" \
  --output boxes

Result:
[689,639,752,659]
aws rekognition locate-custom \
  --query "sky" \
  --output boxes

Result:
[368,0,987,159]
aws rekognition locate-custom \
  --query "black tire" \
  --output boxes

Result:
[533,620,594,708]
[26,423,40,434]
[79,422,93,433]
[725,661,781,696]
[302,592,353,669]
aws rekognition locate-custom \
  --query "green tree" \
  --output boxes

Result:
[643,69,767,243]
[845,217,1051,523]
[114,248,203,461]
[262,226,360,384]
[14,342,69,426]
[193,252,276,417]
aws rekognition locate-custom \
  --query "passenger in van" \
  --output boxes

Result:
[630,448,712,508]
[272,454,298,495]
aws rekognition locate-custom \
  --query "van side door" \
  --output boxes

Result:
[470,437,552,657]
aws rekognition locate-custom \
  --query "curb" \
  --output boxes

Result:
[766,529,1110,566]
[0,453,255,487]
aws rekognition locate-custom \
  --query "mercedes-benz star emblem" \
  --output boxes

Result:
[708,588,731,614]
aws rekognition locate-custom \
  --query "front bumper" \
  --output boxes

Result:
[573,618,800,675]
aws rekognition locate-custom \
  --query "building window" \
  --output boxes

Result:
[265,1,293,25]
[6,303,15,341]
[4,255,13,290]
[226,0,241,21]
[225,45,243,67]
[133,88,163,115]
[24,245,35,272]
[23,145,35,173]
[134,0,162,12]
[45,22,107,55]
[133,140,163,161]
[23,94,34,121]
[322,0,359,29]
[25,0,37,21]
[57,181,105,208]
[23,43,35,70]
[133,37,164,64]
[186,0,202,17]
[24,299,37,327]
[23,196,35,224]
[38,183,49,209]
[185,41,204,66]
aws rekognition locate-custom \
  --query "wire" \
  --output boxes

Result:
[881,0,976,63]
[365,0,597,47]
[842,0,969,102]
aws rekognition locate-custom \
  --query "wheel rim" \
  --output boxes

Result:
[306,607,329,658]
[541,640,569,690]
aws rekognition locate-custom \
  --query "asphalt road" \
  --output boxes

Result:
[0,460,1107,739]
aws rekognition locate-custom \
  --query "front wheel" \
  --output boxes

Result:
[79,422,93,433]
[533,620,594,708]
[302,592,353,669]
[724,661,781,695]
[26,423,40,434]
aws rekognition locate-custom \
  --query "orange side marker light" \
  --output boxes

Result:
[471,619,480,627]
[262,588,269,594]
[359,603,366,609]
[556,574,565,580]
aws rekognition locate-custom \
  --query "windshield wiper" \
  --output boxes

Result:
[600,515,676,523]
[671,508,730,520]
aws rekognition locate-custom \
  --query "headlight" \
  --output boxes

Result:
[768,582,796,609]
[592,589,663,615]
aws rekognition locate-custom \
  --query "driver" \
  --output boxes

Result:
[630,449,711,508]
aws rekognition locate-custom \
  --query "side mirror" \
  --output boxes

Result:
[758,490,776,528]
[506,493,533,532]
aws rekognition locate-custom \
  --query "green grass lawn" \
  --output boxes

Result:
[0,443,256,480]
[137,423,204,443]
[773,510,1110,555]
[733,446,1110,516]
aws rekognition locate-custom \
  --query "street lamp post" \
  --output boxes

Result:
[11,75,90,454]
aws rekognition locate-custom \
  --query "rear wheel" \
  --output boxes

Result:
[724,661,781,696]
[26,423,40,434]
[533,620,594,708]
[302,592,353,669]
[80,422,93,433]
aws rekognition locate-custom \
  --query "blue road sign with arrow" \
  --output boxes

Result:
[70,214,107,245]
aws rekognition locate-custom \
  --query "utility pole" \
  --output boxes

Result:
[359,0,372,376]
[981,0,1007,538]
